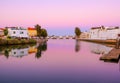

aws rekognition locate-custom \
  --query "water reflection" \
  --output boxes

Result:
[90,43,113,55]
[90,43,120,63]
[0,40,120,82]
[75,40,80,52]
[35,42,47,59]
[0,42,47,59]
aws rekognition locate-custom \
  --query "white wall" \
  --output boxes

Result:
[8,27,29,38]
[89,27,120,40]
[107,29,120,39]
[89,29,100,39]
[9,48,29,57]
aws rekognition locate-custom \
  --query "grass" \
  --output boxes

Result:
[0,38,37,45]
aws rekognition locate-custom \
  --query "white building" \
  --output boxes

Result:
[89,26,120,40]
[8,27,29,38]
[9,48,29,58]
[80,32,89,39]
[89,27,106,39]
[0,28,4,37]
[106,27,120,39]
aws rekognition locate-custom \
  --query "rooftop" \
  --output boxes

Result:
[28,27,36,30]
[7,27,27,30]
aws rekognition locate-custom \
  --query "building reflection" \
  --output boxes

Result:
[0,42,47,59]
[75,40,80,52]
[9,48,29,58]
[90,43,113,55]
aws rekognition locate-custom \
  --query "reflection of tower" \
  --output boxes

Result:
[75,40,80,52]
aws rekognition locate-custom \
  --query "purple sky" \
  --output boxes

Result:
[0,0,120,35]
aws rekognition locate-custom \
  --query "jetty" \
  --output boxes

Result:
[100,48,120,63]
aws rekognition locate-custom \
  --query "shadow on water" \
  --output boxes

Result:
[0,42,48,59]
[100,52,120,64]
[75,40,80,52]
[102,58,120,63]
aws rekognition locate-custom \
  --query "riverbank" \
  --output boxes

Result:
[79,39,117,45]
[0,38,37,45]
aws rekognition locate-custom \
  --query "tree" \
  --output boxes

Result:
[4,28,8,36]
[41,29,48,38]
[35,24,41,38]
[75,27,81,37]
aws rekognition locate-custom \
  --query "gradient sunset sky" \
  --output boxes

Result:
[0,0,120,35]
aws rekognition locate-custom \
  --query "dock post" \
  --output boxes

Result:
[116,39,119,49]
[116,34,120,49]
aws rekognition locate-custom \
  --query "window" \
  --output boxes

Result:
[20,32,24,34]
[13,31,16,34]
[14,52,16,54]
[21,51,24,54]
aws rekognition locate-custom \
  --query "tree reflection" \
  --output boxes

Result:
[35,42,47,59]
[0,42,48,59]
[4,49,9,59]
[75,40,80,52]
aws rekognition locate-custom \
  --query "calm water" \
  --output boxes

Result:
[0,39,120,83]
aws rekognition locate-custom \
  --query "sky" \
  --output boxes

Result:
[0,0,120,35]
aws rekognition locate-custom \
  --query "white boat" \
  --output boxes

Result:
[59,36,63,39]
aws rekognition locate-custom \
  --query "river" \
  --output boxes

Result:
[0,39,120,83]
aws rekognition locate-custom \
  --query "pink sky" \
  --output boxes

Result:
[0,0,120,35]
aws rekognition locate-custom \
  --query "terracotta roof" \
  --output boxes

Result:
[91,26,106,30]
[91,27,102,29]
[0,28,4,30]
[28,27,36,30]
[6,27,17,28]
[107,27,119,30]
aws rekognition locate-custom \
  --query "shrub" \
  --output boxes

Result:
[29,39,37,44]
[0,38,37,45]
[7,36,11,39]
[20,39,26,44]
[7,39,21,45]
[0,38,7,45]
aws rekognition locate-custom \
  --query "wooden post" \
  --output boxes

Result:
[116,34,120,49]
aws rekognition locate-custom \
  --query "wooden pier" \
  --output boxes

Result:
[100,48,120,62]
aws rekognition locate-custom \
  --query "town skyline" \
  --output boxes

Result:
[0,0,120,35]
